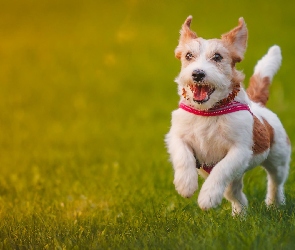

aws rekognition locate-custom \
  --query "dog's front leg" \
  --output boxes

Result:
[167,135,198,198]
[198,146,251,210]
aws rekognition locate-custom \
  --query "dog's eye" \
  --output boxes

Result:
[185,52,193,61]
[212,53,223,62]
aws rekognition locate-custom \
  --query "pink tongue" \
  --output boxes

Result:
[193,85,209,101]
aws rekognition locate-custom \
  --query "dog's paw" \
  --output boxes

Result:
[197,183,224,210]
[174,169,198,198]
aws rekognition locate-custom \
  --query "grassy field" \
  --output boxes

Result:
[0,0,295,249]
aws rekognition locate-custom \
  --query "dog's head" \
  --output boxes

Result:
[175,16,248,110]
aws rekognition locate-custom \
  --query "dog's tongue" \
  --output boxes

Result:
[193,85,210,101]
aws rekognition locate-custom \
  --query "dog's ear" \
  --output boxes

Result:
[221,18,248,63]
[175,16,197,59]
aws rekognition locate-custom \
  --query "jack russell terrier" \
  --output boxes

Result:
[165,16,291,215]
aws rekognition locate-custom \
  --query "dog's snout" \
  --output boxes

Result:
[192,69,206,82]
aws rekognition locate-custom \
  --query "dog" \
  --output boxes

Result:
[165,16,291,215]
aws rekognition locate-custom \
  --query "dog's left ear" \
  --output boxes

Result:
[222,18,248,63]
[175,16,198,59]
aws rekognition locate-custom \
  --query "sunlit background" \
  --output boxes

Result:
[0,0,294,248]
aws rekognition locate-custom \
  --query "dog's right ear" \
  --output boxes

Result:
[221,18,248,63]
[175,16,198,59]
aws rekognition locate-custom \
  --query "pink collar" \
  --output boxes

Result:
[179,101,252,116]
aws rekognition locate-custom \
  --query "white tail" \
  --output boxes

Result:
[254,45,282,82]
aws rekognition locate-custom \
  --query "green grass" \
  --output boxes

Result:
[0,0,295,249]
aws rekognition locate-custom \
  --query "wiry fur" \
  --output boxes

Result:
[254,45,282,81]
[165,16,291,215]
[247,46,282,106]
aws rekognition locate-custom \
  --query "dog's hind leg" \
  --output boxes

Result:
[263,160,289,206]
[262,132,291,206]
[224,176,248,215]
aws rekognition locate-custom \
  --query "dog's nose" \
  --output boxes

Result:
[192,69,206,82]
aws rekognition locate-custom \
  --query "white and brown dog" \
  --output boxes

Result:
[165,16,291,215]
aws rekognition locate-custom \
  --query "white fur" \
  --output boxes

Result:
[254,45,282,81]
[166,18,290,215]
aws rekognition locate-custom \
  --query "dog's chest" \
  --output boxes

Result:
[186,123,230,164]
[174,112,233,164]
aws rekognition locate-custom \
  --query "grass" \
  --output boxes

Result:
[0,0,295,249]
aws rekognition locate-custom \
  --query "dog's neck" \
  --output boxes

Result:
[213,82,241,108]
[179,83,253,116]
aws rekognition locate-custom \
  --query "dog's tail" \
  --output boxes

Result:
[246,45,282,106]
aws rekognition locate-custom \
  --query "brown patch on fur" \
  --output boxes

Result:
[263,118,274,145]
[220,22,246,84]
[230,56,242,68]
[252,116,274,154]
[175,16,197,59]
[175,50,182,60]
[247,75,271,106]
[182,88,187,99]
[180,16,197,41]
[221,18,248,63]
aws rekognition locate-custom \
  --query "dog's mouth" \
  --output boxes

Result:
[189,83,215,104]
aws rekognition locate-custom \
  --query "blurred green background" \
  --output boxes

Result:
[0,0,294,248]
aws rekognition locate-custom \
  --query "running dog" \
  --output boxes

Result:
[165,16,291,215]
